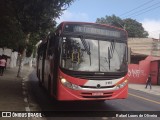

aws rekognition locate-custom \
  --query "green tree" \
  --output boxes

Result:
[19,0,73,31]
[96,14,124,28]
[124,18,148,38]
[0,0,74,51]
[0,16,25,50]
[0,0,74,77]
[96,15,148,38]
[12,0,74,50]
[0,0,25,50]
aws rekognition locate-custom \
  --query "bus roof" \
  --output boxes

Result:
[56,21,127,40]
[58,21,127,33]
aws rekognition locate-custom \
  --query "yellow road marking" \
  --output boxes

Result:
[129,93,160,105]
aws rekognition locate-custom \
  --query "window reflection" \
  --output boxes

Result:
[60,37,127,72]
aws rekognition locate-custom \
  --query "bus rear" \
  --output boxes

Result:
[53,22,128,101]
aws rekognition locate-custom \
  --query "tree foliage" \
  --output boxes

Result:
[96,14,149,38]
[0,16,25,50]
[124,18,148,37]
[96,15,124,28]
[12,0,73,34]
[0,0,74,53]
[0,0,25,50]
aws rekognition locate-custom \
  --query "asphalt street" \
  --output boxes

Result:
[26,70,160,120]
[0,67,160,120]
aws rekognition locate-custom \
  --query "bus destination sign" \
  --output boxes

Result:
[63,24,125,38]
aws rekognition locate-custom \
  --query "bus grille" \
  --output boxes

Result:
[71,75,121,80]
[80,85,115,89]
[60,68,127,80]
[82,96,112,98]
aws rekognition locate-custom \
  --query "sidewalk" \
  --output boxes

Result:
[129,83,160,96]
[0,66,33,111]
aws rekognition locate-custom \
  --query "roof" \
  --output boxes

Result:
[59,21,127,32]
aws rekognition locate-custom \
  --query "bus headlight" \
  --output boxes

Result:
[60,78,79,90]
[61,78,67,84]
[116,80,128,90]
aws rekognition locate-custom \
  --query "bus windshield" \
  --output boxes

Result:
[60,36,127,72]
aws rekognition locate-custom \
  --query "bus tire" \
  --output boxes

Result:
[36,68,38,77]
[37,69,40,79]
[38,80,42,87]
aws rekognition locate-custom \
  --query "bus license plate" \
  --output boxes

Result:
[92,92,103,96]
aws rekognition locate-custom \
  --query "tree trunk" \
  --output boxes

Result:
[17,33,30,77]
[17,54,23,77]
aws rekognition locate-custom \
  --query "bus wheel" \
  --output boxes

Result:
[38,69,40,79]
[38,80,42,87]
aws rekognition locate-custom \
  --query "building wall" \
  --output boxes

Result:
[152,39,160,56]
[128,38,160,57]
[128,56,160,85]
[128,38,153,56]
[150,61,158,85]
[128,60,150,84]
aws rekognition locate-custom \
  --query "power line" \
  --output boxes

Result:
[128,5,160,18]
[123,1,160,18]
[120,0,155,17]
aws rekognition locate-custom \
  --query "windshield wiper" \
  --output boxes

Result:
[107,40,116,70]
[110,41,115,58]
[80,36,91,55]
[108,47,111,70]
[80,36,91,66]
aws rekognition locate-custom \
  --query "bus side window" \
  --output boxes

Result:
[47,35,56,56]
[37,43,45,60]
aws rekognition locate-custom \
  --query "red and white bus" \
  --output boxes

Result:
[37,21,128,101]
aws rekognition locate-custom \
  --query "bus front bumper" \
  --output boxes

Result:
[56,82,128,101]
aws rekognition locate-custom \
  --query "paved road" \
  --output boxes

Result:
[26,70,160,120]
[0,67,159,120]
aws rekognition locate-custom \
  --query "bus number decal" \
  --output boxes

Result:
[106,81,112,85]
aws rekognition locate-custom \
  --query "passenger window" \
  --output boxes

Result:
[47,34,56,55]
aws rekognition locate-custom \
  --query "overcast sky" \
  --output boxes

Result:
[56,0,160,39]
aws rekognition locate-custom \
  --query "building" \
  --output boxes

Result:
[128,38,160,85]
[128,38,153,56]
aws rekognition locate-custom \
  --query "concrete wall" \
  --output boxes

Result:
[128,56,160,85]
[128,60,149,84]
[150,61,158,85]
[128,38,160,57]
[128,38,153,55]
[152,39,160,56]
